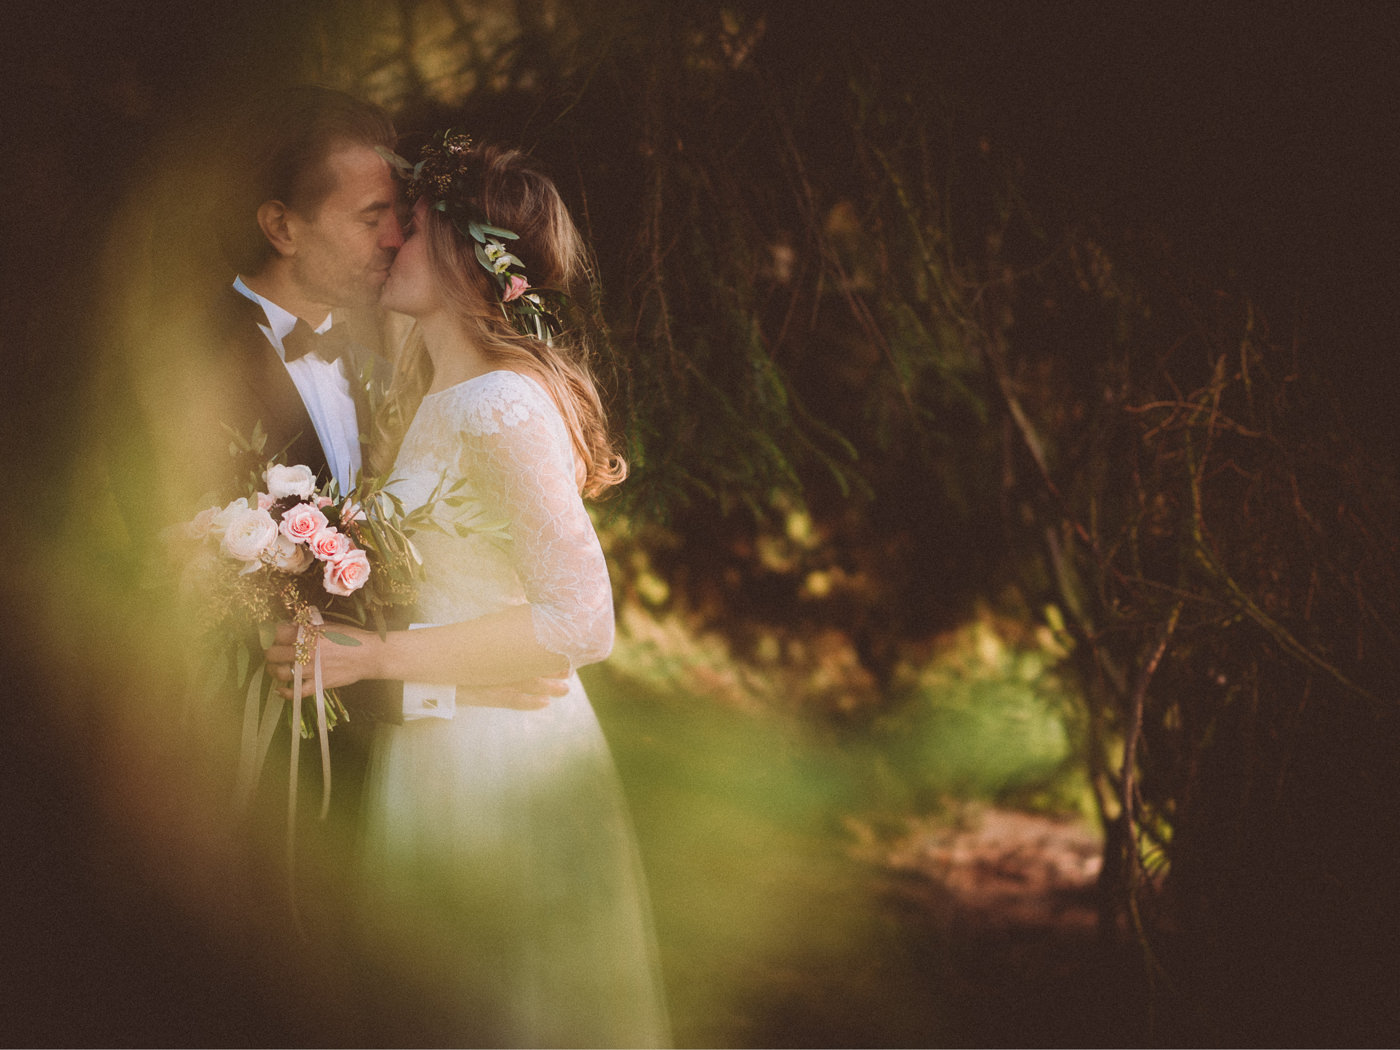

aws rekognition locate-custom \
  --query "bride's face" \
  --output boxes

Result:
[380,199,443,318]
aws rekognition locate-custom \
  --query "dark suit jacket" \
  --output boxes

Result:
[207,286,369,492]
[205,285,405,725]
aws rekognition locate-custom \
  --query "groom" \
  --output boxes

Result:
[212,87,400,505]
[207,85,407,727]
[206,87,565,741]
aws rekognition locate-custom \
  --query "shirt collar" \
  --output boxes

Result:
[233,276,333,356]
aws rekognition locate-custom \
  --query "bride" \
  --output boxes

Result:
[264,131,670,1048]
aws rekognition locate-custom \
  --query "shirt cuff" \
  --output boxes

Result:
[401,623,456,721]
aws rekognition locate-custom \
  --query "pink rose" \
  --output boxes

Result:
[315,496,334,508]
[310,526,352,563]
[323,548,371,596]
[502,274,530,302]
[256,492,275,511]
[280,502,329,544]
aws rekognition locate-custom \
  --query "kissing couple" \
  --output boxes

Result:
[146,85,670,1048]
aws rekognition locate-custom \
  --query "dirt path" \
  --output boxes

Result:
[857,807,1155,1048]
[875,807,1104,930]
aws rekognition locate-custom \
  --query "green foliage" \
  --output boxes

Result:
[993,222,1400,1034]
[870,613,1090,814]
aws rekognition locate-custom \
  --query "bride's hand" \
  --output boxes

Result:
[264,622,380,697]
[465,675,572,711]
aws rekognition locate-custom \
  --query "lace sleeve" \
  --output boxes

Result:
[460,372,614,671]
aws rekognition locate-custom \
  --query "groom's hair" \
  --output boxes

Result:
[219,85,397,274]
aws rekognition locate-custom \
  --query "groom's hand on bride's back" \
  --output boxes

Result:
[529,675,572,699]
[470,675,571,710]
[415,675,570,711]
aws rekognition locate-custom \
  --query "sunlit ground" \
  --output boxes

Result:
[585,606,1116,1048]
[589,664,948,1046]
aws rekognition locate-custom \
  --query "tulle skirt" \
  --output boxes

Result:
[355,676,670,1048]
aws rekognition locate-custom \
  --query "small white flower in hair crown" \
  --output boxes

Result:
[377,129,565,341]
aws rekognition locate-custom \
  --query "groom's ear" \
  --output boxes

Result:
[256,200,296,257]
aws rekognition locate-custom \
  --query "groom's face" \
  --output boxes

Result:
[285,143,404,310]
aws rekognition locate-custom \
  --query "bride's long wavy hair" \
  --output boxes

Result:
[372,145,626,498]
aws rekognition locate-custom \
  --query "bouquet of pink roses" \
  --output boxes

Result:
[172,463,420,709]
[163,416,505,831]
[166,451,438,822]
[173,461,415,718]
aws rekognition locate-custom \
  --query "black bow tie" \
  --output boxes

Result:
[283,320,351,363]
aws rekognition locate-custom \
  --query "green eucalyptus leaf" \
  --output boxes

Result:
[374,145,412,172]
[322,631,362,647]
[478,224,519,240]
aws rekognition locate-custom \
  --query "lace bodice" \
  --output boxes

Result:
[389,369,614,672]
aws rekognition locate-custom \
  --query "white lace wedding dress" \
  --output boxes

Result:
[356,370,670,1048]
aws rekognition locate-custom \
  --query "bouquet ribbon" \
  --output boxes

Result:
[233,609,335,903]
[289,607,334,824]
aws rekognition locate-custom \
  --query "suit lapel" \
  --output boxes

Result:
[218,287,332,482]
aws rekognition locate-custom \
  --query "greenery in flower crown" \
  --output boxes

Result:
[377,130,567,342]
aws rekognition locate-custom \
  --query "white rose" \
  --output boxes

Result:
[220,506,278,565]
[210,497,250,537]
[184,506,221,540]
[267,533,314,574]
[263,463,318,500]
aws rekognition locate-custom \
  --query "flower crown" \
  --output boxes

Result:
[377,129,565,341]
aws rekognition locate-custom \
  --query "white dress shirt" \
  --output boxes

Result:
[233,277,362,493]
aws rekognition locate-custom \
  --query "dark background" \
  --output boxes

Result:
[6,1,1396,458]
[3,2,1397,1044]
